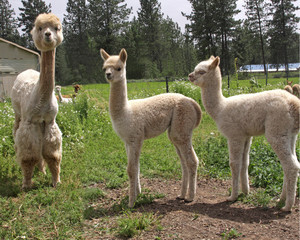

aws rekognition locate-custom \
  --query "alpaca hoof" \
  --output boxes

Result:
[280,205,292,212]
[184,198,193,203]
[52,180,61,188]
[22,183,32,190]
[227,195,237,202]
[176,195,185,200]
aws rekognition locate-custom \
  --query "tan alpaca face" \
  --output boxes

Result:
[189,56,219,87]
[100,49,127,82]
[31,13,63,51]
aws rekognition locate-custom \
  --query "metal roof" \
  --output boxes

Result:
[0,37,40,57]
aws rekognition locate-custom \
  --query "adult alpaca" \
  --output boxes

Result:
[55,85,72,103]
[189,56,300,212]
[11,13,63,188]
[100,49,202,207]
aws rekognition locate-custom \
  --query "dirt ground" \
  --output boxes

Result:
[84,178,299,239]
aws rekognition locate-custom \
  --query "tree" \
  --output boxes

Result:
[18,0,51,49]
[0,0,20,42]
[63,0,94,84]
[183,0,216,60]
[184,0,240,77]
[244,0,268,83]
[268,0,299,79]
[137,0,164,76]
[88,0,132,54]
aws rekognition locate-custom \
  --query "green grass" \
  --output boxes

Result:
[0,77,299,238]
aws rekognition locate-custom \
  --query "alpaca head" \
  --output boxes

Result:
[189,56,220,88]
[55,85,61,93]
[100,48,127,82]
[31,13,63,52]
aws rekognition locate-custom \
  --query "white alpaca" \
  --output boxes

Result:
[189,56,300,212]
[100,49,202,207]
[11,13,63,188]
[292,84,300,98]
[55,85,72,103]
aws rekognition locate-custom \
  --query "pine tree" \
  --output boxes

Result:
[63,0,93,83]
[268,0,299,79]
[0,0,20,42]
[137,0,163,76]
[184,0,240,77]
[245,0,268,83]
[18,0,51,49]
[88,0,132,54]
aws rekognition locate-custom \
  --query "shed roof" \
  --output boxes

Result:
[0,38,40,57]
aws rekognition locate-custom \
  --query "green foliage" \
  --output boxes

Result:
[221,228,242,239]
[116,211,161,238]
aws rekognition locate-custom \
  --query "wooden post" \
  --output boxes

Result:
[166,76,169,93]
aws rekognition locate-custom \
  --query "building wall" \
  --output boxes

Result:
[0,39,39,100]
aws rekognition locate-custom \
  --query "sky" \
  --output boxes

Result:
[9,0,300,32]
[9,0,248,32]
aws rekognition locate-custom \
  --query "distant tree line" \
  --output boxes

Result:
[1,0,299,85]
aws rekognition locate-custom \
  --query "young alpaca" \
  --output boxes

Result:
[189,56,300,212]
[292,84,300,98]
[11,13,63,188]
[100,49,202,207]
[284,80,293,94]
[55,85,73,103]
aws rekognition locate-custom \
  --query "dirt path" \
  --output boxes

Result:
[84,178,299,239]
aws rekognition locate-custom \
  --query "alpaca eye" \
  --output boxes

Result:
[117,68,121,71]
[198,71,206,75]
[103,68,106,71]
[55,27,58,31]
[39,27,42,31]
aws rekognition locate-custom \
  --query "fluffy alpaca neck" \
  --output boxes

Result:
[38,50,56,101]
[109,77,129,119]
[57,91,63,102]
[201,69,225,120]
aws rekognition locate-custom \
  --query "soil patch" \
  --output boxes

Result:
[84,178,299,239]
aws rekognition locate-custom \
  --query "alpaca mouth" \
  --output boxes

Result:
[189,77,195,83]
[45,36,53,43]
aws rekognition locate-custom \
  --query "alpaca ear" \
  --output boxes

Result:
[209,56,220,69]
[100,49,110,60]
[209,56,215,60]
[119,48,127,63]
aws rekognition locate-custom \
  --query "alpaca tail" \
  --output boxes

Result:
[191,99,202,128]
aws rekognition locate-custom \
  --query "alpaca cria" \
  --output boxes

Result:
[55,85,73,103]
[11,13,63,189]
[100,48,202,207]
[189,56,300,212]
[284,80,293,94]
[292,84,300,98]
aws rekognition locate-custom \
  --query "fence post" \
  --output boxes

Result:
[166,76,169,93]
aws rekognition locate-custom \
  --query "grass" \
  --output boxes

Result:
[0,76,299,238]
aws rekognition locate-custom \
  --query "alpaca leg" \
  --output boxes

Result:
[13,114,21,138]
[266,134,300,211]
[125,141,142,208]
[227,139,245,201]
[176,143,198,202]
[240,137,252,195]
[42,122,62,187]
[37,159,46,175]
[20,159,38,188]
[174,145,189,200]
[15,122,42,188]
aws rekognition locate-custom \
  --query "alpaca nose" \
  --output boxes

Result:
[45,32,51,37]
[106,73,111,78]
